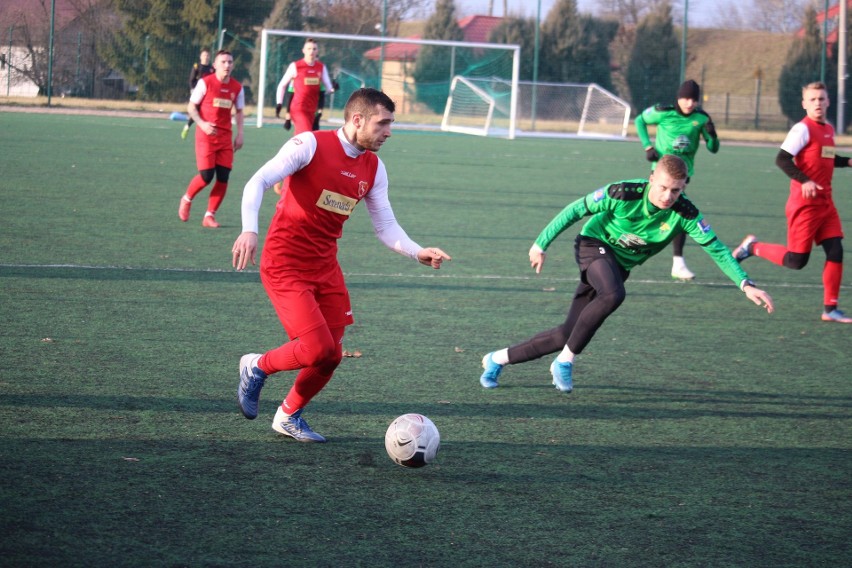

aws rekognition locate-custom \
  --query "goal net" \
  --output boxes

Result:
[256,29,520,137]
[441,76,496,137]
[442,78,631,139]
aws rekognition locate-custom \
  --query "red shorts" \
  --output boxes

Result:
[195,132,234,171]
[260,262,353,340]
[291,109,315,135]
[785,199,844,253]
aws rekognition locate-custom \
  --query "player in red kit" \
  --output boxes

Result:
[733,82,851,323]
[178,50,245,228]
[275,38,335,134]
[231,88,451,442]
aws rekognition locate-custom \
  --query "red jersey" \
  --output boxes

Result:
[291,60,325,113]
[197,74,243,138]
[790,116,835,205]
[262,130,379,271]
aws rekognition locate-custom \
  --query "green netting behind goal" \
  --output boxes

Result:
[257,30,518,133]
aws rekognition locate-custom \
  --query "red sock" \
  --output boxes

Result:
[207,181,227,214]
[258,340,303,375]
[752,241,788,266]
[823,260,843,306]
[282,367,334,413]
[185,175,208,200]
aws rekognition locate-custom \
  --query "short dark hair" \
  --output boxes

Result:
[656,154,688,180]
[215,49,232,59]
[343,88,395,121]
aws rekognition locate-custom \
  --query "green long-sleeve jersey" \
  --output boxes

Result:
[534,180,750,287]
[635,104,719,177]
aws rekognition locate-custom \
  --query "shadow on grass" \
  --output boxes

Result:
[2,387,848,421]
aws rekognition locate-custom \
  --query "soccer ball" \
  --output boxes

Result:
[384,413,440,468]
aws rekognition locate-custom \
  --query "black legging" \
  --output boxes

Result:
[507,237,629,364]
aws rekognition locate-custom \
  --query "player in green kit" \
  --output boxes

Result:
[478,155,774,393]
[636,80,720,280]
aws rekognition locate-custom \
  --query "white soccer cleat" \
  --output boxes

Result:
[671,264,695,280]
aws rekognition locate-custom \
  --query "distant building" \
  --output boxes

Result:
[0,0,130,99]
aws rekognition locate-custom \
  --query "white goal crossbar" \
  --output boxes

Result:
[257,29,520,139]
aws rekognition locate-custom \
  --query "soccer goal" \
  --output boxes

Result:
[256,29,520,138]
[442,78,631,139]
[441,76,497,137]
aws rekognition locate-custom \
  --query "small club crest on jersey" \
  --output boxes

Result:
[698,218,711,233]
[358,181,369,197]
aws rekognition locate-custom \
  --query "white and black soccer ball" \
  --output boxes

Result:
[384,413,440,468]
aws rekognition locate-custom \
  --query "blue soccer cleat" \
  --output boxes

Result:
[272,407,327,443]
[550,360,573,393]
[238,353,267,420]
[480,352,504,389]
[821,308,852,323]
[732,234,757,262]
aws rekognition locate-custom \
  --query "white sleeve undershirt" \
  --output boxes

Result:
[321,65,335,92]
[240,128,424,260]
[780,122,809,157]
[275,63,298,105]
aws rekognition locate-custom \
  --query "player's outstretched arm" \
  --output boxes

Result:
[232,232,258,271]
[416,247,451,269]
[743,284,774,313]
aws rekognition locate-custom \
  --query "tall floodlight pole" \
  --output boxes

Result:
[839,0,847,132]
[531,0,541,129]
[217,0,224,49]
[379,0,387,89]
[47,0,56,105]
[680,0,688,84]
[821,0,829,82]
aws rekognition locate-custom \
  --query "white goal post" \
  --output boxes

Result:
[256,29,520,139]
[442,77,631,139]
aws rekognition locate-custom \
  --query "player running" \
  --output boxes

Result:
[636,80,720,280]
[479,154,774,393]
[733,81,852,323]
[232,88,451,442]
[178,50,244,228]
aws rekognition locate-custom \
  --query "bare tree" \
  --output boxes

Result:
[0,0,112,96]
[596,0,678,25]
[711,0,810,31]
[303,0,431,36]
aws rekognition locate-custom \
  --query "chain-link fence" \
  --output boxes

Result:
[0,2,829,133]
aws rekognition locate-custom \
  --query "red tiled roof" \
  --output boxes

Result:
[363,35,422,61]
[795,0,852,43]
[457,15,504,43]
[364,15,504,62]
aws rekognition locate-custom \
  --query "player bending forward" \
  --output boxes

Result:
[232,88,451,442]
[479,154,774,393]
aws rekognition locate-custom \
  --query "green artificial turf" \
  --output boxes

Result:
[0,111,849,566]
